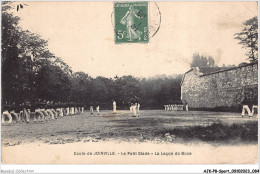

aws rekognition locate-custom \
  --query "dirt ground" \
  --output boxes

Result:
[1,110,258,146]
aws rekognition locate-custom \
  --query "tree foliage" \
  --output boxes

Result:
[2,2,71,104]
[2,2,183,109]
[234,16,258,63]
[69,73,182,109]
[190,53,217,68]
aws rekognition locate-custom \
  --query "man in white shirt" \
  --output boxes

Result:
[132,103,137,117]
[90,105,94,115]
[113,101,117,114]
[137,103,140,117]
[96,105,100,115]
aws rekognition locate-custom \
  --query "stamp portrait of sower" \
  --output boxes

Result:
[114,2,149,43]
[120,5,143,41]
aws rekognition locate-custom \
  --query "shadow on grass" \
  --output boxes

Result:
[155,122,258,143]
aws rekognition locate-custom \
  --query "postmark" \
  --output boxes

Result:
[114,1,149,44]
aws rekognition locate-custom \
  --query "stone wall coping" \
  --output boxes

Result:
[181,62,258,86]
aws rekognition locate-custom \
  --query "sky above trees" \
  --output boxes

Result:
[14,1,257,78]
[2,2,183,106]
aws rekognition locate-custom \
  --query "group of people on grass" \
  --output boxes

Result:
[90,105,100,115]
[1,101,85,125]
[241,105,258,118]
[130,102,140,117]
[2,97,257,125]
[111,100,141,117]
[2,99,142,125]
[129,97,140,117]
[164,104,185,111]
[180,99,257,118]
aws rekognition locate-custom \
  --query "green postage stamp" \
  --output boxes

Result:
[114,1,149,44]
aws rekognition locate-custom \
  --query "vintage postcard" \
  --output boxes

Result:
[1,1,259,167]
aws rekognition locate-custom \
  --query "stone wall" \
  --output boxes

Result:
[181,63,258,110]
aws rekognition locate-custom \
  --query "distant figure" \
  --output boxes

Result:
[9,103,19,123]
[170,105,174,111]
[77,104,81,114]
[186,104,189,111]
[241,97,257,118]
[242,105,252,117]
[56,108,63,117]
[90,105,94,115]
[42,108,50,120]
[52,108,58,119]
[69,107,73,115]
[47,108,54,120]
[251,105,258,118]
[75,107,78,114]
[129,99,135,114]
[130,103,134,116]
[166,105,169,111]
[66,106,70,116]
[252,105,258,116]
[96,105,100,115]
[132,103,137,117]
[113,101,117,113]
[2,104,12,125]
[164,105,167,111]
[137,103,140,117]
[175,104,178,111]
[21,103,30,123]
[81,104,84,114]
[71,107,75,115]
[33,102,45,123]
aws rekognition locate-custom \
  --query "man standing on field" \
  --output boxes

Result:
[137,103,140,117]
[132,103,137,117]
[96,105,100,115]
[90,104,94,115]
[81,103,84,114]
[1,103,12,125]
[10,103,19,123]
[113,101,116,114]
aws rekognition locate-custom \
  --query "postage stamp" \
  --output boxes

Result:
[114,1,149,44]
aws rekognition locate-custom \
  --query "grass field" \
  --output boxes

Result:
[1,110,258,146]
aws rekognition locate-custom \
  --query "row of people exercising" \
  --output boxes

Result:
[1,102,85,125]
